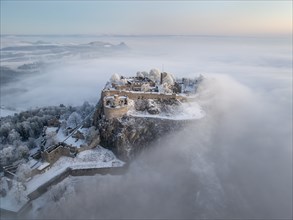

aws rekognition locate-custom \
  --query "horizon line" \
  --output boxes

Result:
[1,33,292,38]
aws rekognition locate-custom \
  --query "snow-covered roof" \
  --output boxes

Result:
[52,126,87,148]
[105,95,127,100]
[37,162,50,171]
[45,126,58,134]
[27,159,42,169]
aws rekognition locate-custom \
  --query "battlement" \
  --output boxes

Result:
[102,90,180,101]
[100,71,203,119]
[101,90,188,119]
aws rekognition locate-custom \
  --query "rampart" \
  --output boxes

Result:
[42,146,71,164]
[102,90,183,101]
[42,136,100,164]
[104,106,128,120]
[101,90,187,119]
[27,165,127,200]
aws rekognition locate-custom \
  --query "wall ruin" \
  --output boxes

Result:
[104,106,128,120]
[42,146,71,164]
[101,90,187,119]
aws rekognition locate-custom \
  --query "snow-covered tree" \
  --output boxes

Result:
[60,120,67,130]
[78,101,94,120]
[85,126,99,144]
[162,73,175,85]
[141,71,149,77]
[15,122,31,141]
[67,112,82,128]
[141,83,151,92]
[147,99,160,114]
[16,163,32,182]
[110,73,120,84]
[0,146,15,165]
[162,82,173,94]
[80,101,91,115]
[0,122,12,140]
[149,68,161,83]
[27,137,36,149]
[45,130,57,148]
[7,129,21,144]
[136,71,144,78]
[16,145,29,159]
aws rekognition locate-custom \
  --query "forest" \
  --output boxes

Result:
[0,102,95,168]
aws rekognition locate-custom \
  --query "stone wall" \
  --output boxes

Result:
[27,165,127,200]
[102,90,181,101]
[101,90,188,119]
[42,146,71,164]
[104,106,128,119]
[42,136,101,164]
[76,137,100,153]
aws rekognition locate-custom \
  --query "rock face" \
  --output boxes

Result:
[96,115,188,161]
[135,99,180,115]
[92,95,192,161]
[90,73,205,161]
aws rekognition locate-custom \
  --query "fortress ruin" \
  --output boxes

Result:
[101,69,203,119]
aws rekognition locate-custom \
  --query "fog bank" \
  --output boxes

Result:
[34,75,292,219]
[1,35,291,218]
[1,36,291,109]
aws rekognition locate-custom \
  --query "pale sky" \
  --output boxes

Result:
[1,1,292,36]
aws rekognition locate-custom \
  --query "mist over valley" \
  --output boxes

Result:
[0,34,292,219]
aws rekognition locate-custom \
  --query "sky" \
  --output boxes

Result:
[1,1,292,36]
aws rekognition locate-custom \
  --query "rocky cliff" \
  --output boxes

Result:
[92,78,203,161]
[96,115,189,161]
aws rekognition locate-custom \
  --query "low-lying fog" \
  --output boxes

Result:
[1,35,291,109]
[34,75,292,219]
[1,35,292,219]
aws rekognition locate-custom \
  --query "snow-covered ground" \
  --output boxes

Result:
[45,127,88,148]
[0,146,124,213]
[26,146,124,194]
[128,100,205,120]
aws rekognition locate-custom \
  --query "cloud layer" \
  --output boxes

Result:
[1,36,291,219]
[1,36,291,109]
[32,74,292,219]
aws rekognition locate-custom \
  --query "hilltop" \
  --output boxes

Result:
[94,69,205,159]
